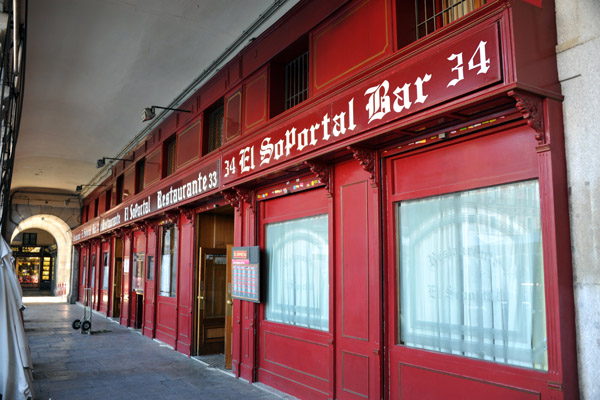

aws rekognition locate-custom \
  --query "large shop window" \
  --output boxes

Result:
[132,252,145,292]
[265,214,329,331]
[102,252,109,290]
[159,224,178,297]
[396,180,547,370]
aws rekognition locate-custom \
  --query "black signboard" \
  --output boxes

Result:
[231,246,260,303]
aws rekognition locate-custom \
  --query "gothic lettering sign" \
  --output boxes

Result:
[222,24,501,185]
[72,159,220,243]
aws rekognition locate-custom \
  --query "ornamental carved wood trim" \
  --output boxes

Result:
[133,221,147,233]
[222,188,241,215]
[347,146,378,187]
[164,210,179,224]
[222,187,254,215]
[305,160,332,197]
[236,188,255,215]
[508,90,545,144]
[177,206,195,221]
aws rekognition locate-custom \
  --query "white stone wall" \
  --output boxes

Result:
[555,1,600,398]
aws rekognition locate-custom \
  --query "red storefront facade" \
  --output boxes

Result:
[72,0,579,398]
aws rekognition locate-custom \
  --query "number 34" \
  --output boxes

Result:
[447,40,491,88]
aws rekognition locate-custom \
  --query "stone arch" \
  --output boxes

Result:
[10,214,73,299]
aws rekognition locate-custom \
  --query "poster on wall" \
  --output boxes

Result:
[231,246,260,303]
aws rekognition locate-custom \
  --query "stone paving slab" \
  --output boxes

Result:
[23,303,292,400]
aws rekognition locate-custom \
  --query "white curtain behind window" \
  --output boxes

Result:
[266,214,329,331]
[398,180,547,370]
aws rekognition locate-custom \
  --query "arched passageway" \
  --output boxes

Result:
[10,215,73,299]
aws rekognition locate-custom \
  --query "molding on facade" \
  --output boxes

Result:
[222,187,255,215]
[305,160,333,197]
[508,90,545,144]
[177,206,196,221]
[348,146,378,188]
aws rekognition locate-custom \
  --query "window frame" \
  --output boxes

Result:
[135,158,145,194]
[383,126,558,395]
[259,187,332,333]
[395,179,547,370]
[414,0,488,39]
[264,213,330,331]
[22,232,37,246]
[203,99,224,155]
[158,223,178,298]
[163,135,177,178]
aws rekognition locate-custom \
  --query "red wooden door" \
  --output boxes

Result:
[79,249,88,303]
[99,241,111,314]
[334,160,382,399]
[144,226,157,338]
[130,231,147,328]
[90,251,98,309]
[155,222,179,347]
[120,234,131,326]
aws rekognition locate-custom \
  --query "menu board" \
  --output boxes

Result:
[231,246,260,303]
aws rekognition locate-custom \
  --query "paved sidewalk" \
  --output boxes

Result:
[23,302,287,400]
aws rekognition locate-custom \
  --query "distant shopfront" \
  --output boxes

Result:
[13,244,56,290]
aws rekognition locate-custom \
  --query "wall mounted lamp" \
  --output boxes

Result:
[76,184,107,194]
[142,105,191,122]
[96,156,134,168]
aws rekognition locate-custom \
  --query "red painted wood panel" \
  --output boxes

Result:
[232,203,245,378]
[244,68,268,132]
[311,0,392,93]
[120,234,131,326]
[133,230,145,253]
[176,120,201,169]
[155,298,177,347]
[99,241,111,315]
[144,148,161,188]
[78,247,88,303]
[262,186,328,221]
[341,351,369,396]
[340,180,369,340]
[510,0,560,94]
[263,329,330,379]
[144,226,157,338]
[161,113,178,136]
[177,213,194,355]
[390,127,539,201]
[241,0,347,78]
[199,70,227,111]
[91,244,100,310]
[179,96,197,127]
[130,230,146,328]
[399,364,540,399]
[335,159,382,400]
[228,57,242,87]
[534,99,578,399]
[225,88,242,142]
[238,202,258,382]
